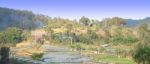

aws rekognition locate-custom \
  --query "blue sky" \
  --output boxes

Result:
[0,0,150,20]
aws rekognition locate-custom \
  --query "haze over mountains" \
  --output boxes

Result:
[0,7,48,30]
[126,18,150,27]
[0,7,150,30]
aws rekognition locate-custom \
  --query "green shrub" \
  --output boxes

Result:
[0,27,23,44]
[31,53,44,60]
[132,43,150,64]
[111,35,137,44]
[77,35,92,44]
[70,43,83,51]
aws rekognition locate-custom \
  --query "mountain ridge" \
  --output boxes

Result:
[0,7,150,30]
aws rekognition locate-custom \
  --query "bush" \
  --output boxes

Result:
[111,35,137,44]
[70,43,83,51]
[31,53,44,60]
[0,27,23,44]
[77,35,92,44]
[132,43,150,64]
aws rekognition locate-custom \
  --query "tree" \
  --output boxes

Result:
[79,16,90,26]
[101,17,126,28]
[110,17,126,26]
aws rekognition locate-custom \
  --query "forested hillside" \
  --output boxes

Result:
[0,7,150,30]
[0,7,49,30]
[126,18,150,28]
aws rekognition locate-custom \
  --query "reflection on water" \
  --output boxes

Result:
[41,45,89,64]
[14,45,89,64]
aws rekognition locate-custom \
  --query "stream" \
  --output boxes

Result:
[13,45,90,64]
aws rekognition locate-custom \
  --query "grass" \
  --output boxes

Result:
[10,58,30,64]
[46,40,136,64]
[31,53,44,60]
[90,54,135,64]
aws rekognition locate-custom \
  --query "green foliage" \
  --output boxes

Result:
[31,53,44,60]
[0,27,23,44]
[79,16,90,26]
[102,29,111,44]
[138,23,150,43]
[21,30,31,41]
[101,17,126,28]
[71,43,82,51]
[91,54,135,64]
[47,17,77,29]
[133,43,150,64]
[125,36,138,43]
[75,43,82,50]
[77,35,92,44]
[87,29,98,40]
[132,24,150,64]
[111,35,137,44]
[2,7,150,64]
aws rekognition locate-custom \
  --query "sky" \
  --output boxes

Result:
[0,0,150,20]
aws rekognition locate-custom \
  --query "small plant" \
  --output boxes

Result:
[70,45,75,49]
[75,43,82,51]
[70,43,83,51]
[31,53,44,60]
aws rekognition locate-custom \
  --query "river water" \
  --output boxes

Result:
[13,45,90,64]
[40,45,89,64]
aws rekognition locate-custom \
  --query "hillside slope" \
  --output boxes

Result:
[0,7,48,30]
[0,7,150,30]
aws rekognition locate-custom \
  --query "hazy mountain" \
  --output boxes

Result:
[126,19,140,27]
[0,7,150,30]
[0,7,48,30]
[126,17,150,28]
[140,17,150,24]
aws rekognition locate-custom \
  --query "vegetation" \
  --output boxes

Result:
[0,27,23,45]
[132,23,150,64]
[10,58,30,64]
[0,27,23,64]
[133,44,150,64]
[31,53,44,60]
[0,7,150,64]
[0,7,49,30]
[91,54,135,64]
[79,16,91,26]
[70,43,82,51]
